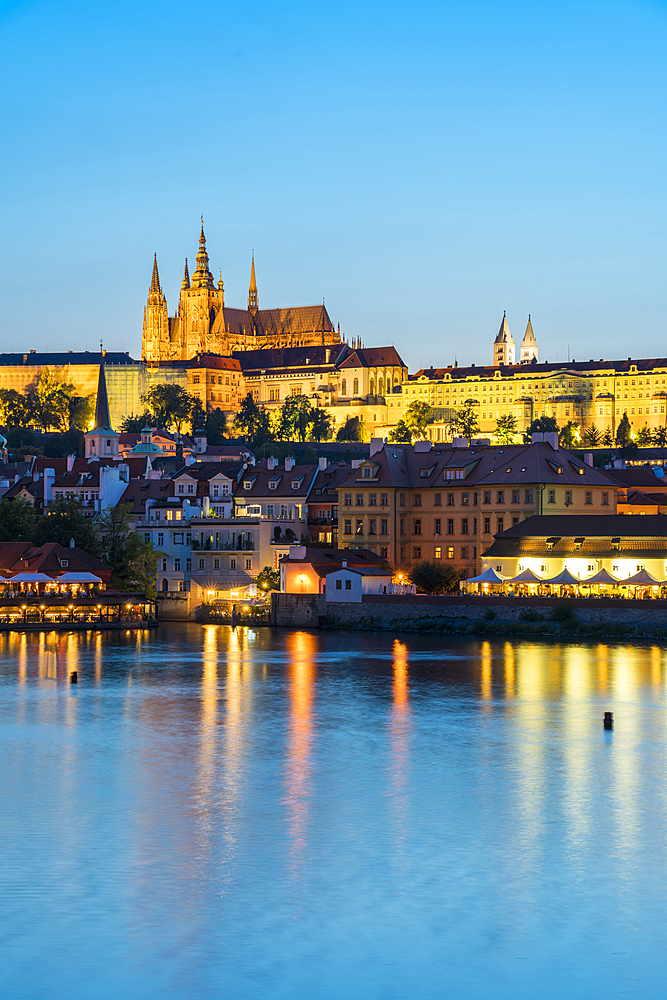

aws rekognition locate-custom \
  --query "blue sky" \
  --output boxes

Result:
[1,0,666,371]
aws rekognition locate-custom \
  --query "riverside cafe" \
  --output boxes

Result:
[463,566,667,599]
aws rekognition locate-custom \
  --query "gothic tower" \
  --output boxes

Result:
[248,254,258,316]
[520,315,538,363]
[85,359,119,459]
[493,312,515,366]
[142,255,170,364]
[175,221,225,359]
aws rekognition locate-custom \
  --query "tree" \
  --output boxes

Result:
[234,394,273,447]
[28,368,76,432]
[309,408,333,443]
[583,424,601,448]
[654,426,667,448]
[255,565,280,593]
[522,415,558,443]
[97,503,159,597]
[0,389,29,428]
[142,384,196,432]
[34,495,101,555]
[451,400,480,444]
[404,401,433,440]
[636,424,653,447]
[0,496,35,542]
[336,415,366,442]
[559,421,580,449]
[409,560,461,595]
[494,413,517,445]
[388,419,412,443]
[602,427,614,447]
[616,412,632,447]
[68,394,95,431]
[120,412,153,433]
[279,394,313,441]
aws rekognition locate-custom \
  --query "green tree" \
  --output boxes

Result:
[336,415,366,442]
[120,412,153,433]
[616,412,632,447]
[583,424,601,448]
[34,495,101,555]
[97,503,159,597]
[388,419,412,443]
[0,496,35,542]
[451,400,480,444]
[234,394,262,437]
[494,413,518,445]
[68,394,95,431]
[409,560,461,595]
[653,426,667,447]
[559,421,580,449]
[602,427,614,447]
[636,424,653,447]
[404,400,433,440]
[142,384,196,432]
[28,368,76,432]
[279,394,313,441]
[255,565,281,593]
[0,389,29,428]
[522,415,558,443]
[309,408,333,443]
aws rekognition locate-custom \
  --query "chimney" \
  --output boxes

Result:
[544,431,559,451]
[43,468,55,505]
[67,453,75,472]
[370,437,385,457]
[203,495,210,516]
[285,456,295,472]
[342,559,347,568]
[69,537,75,548]
[318,456,328,470]
[584,452,593,467]
[267,456,276,471]
[531,433,544,444]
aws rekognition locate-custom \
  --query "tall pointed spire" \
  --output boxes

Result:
[493,311,515,366]
[181,258,190,290]
[93,356,113,431]
[191,217,215,289]
[150,253,161,294]
[248,253,258,315]
[520,314,538,363]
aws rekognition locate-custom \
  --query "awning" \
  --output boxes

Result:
[509,569,543,583]
[619,569,663,585]
[54,572,103,584]
[543,568,580,585]
[7,572,54,583]
[581,568,620,585]
[466,568,506,584]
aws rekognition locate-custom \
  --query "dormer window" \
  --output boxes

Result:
[291,480,301,490]
[59,559,68,568]
[363,467,371,478]
[243,481,252,490]
[268,481,277,490]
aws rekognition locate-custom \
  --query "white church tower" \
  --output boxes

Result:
[520,315,538,363]
[493,312,515,366]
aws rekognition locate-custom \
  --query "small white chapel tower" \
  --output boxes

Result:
[493,312,515,366]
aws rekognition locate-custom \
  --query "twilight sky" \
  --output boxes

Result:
[1,0,666,372]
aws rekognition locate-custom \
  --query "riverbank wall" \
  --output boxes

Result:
[271,593,667,638]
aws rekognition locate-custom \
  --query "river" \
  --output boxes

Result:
[1,624,666,999]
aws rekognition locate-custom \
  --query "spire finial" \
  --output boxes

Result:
[150,253,160,293]
[191,220,214,288]
[181,258,190,290]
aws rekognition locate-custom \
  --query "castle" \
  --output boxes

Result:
[142,223,341,364]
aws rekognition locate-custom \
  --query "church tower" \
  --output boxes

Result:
[493,312,515,366]
[248,254,258,316]
[85,359,119,460]
[175,221,225,359]
[520,315,538,363]
[142,255,170,364]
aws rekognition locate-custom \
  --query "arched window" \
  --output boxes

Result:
[369,379,375,396]
[353,378,359,395]
[378,377,384,396]
[161,579,168,593]
[341,379,347,396]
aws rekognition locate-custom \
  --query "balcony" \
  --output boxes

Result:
[191,540,255,551]
[308,516,338,527]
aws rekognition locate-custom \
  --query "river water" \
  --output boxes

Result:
[1,624,666,999]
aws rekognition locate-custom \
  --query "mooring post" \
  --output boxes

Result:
[604,711,613,730]
[70,671,78,684]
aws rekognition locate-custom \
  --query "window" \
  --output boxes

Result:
[483,491,491,504]
[585,491,593,505]
[512,516,519,526]
[413,494,421,506]
[344,519,352,535]
[356,494,363,506]
[187,484,194,493]
[186,559,191,571]
[157,532,164,546]
[369,518,376,535]
[380,546,388,559]
[193,375,200,384]
[355,519,363,535]
[178,484,184,494]
[435,518,441,535]
[381,518,388,535]
[214,558,220,569]
[413,546,421,559]
[144,533,150,544]
[434,493,441,506]
[369,493,377,506]
[497,490,505,504]
[59,559,68,568]
[400,518,405,535]
[345,579,352,590]
[461,493,469,506]
[162,558,167,571]
[525,489,533,503]
[381,494,388,506]
[363,467,372,478]
[497,517,504,533]
[173,532,183,544]
[269,481,277,490]
[246,558,252,570]
[473,492,479,506]
[565,490,573,506]
[414,518,421,535]
[548,490,556,504]
[447,546,454,559]
[341,379,347,395]
[435,546,442,559]
[352,378,359,395]
[484,517,491,533]
[336,579,342,590]
[230,558,236,569]
[461,547,468,559]
[399,493,406,506]
[541,564,548,572]
[174,558,181,571]
[602,492,609,506]
[267,504,274,518]
[447,493,455,506]
[291,480,300,490]
[344,494,352,506]
[512,490,520,503]
[462,518,469,535]
[447,519,454,535]
[196,557,204,570]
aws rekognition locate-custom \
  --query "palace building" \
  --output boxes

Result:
[142,223,341,364]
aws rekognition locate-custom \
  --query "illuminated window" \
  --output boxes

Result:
[435,546,441,559]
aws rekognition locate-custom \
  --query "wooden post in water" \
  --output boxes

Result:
[604,711,613,730]
[70,671,78,684]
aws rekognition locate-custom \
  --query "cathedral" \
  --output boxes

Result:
[493,312,538,365]
[142,223,341,364]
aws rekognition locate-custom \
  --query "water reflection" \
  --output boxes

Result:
[389,640,411,867]
[284,631,316,869]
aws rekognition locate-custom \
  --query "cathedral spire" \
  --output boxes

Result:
[191,218,215,289]
[150,253,161,294]
[520,314,538,363]
[181,258,190,290]
[248,253,258,315]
